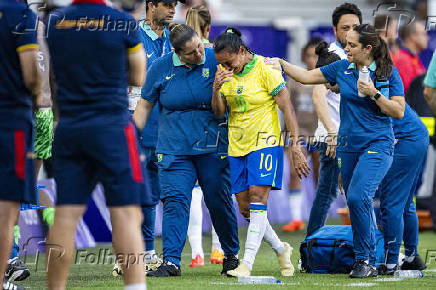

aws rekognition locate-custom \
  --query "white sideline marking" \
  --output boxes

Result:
[346,282,377,287]
[375,278,403,282]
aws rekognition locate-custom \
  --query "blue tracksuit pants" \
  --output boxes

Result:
[339,149,393,264]
[378,138,428,264]
[158,152,239,266]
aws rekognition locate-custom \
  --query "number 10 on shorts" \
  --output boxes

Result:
[259,153,273,171]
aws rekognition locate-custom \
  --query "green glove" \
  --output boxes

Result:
[42,208,55,226]
[13,225,20,245]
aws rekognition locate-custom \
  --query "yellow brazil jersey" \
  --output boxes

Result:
[220,54,286,157]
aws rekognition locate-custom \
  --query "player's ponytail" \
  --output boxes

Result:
[315,41,341,68]
[186,5,211,40]
[214,27,254,55]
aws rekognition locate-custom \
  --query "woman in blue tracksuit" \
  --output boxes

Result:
[267,24,405,278]
[377,104,429,274]
[133,24,239,277]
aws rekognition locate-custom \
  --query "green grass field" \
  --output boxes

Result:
[17,221,436,289]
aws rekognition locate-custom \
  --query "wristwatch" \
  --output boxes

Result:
[371,91,382,101]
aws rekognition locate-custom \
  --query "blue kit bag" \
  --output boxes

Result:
[300,225,385,273]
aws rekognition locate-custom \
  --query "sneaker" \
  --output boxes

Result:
[112,263,123,277]
[146,260,181,277]
[210,249,224,264]
[349,260,378,278]
[401,255,427,271]
[377,264,397,275]
[276,242,294,276]
[282,220,304,231]
[226,262,251,277]
[189,255,204,268]
[221,255,239,276]
[5,258,30,282]
[3,279,25,290]
[145,253,163,272]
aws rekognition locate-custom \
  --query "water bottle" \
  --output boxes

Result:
[358,66,370,97]
[393,270,424,278]
[238,276,281,284]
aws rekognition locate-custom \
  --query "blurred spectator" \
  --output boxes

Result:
[374,13,400,54]
[281,37,322,232]
[177,0,221,19]
[392,21,428,93]
[424,51,436,115]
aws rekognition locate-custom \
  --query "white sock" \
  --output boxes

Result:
[211,226,222,252]
[188,186,204,258]
[289,190,302,220]
[145,250,156,263]
[125,283,146,290]
[242,203,268,270]
[264,221,284,254]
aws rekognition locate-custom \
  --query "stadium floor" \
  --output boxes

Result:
[18,220,436,289]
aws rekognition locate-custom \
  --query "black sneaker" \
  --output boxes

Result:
[146,260,181,277]
[377,264,397,275]
[4,258,30,282]
[221,255,239,276]
[401,255,427,271]
[3,279,25,290]
[349,260,378,278]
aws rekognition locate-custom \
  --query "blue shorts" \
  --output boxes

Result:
[229,146,284,194]
[0,125,36,203]
[53,122,152,207]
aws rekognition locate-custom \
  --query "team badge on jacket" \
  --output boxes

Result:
[202,68,209,78]
[237,86,243,94]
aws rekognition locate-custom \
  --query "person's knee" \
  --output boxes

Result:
[110,206,142,226]
[346,191,364,209]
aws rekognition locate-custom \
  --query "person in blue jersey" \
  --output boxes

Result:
[45,0,149,289]
[134,24,240,277]
[306,3,361,237]
[0,2,40,289]
[267,24,405,278]
[118,0,184,276]
[376,103,429,275]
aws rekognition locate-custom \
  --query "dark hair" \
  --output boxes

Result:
[315,41,341,68]
[332,2,362,28]
[214,27,253,55]
[145,0,158,12]
[301,37,323,62]
[353,24,393,78]
[146,0,180,12]
[186,5,211,39]
[168,23,197,53]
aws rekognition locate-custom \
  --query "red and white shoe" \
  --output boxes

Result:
[189,254,204,268]
[210,249,224,264]
[282,220,305,231]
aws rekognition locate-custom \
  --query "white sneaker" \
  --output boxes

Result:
[276,242,295,276]
[112,263,123,277]
[226,262,251,277]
